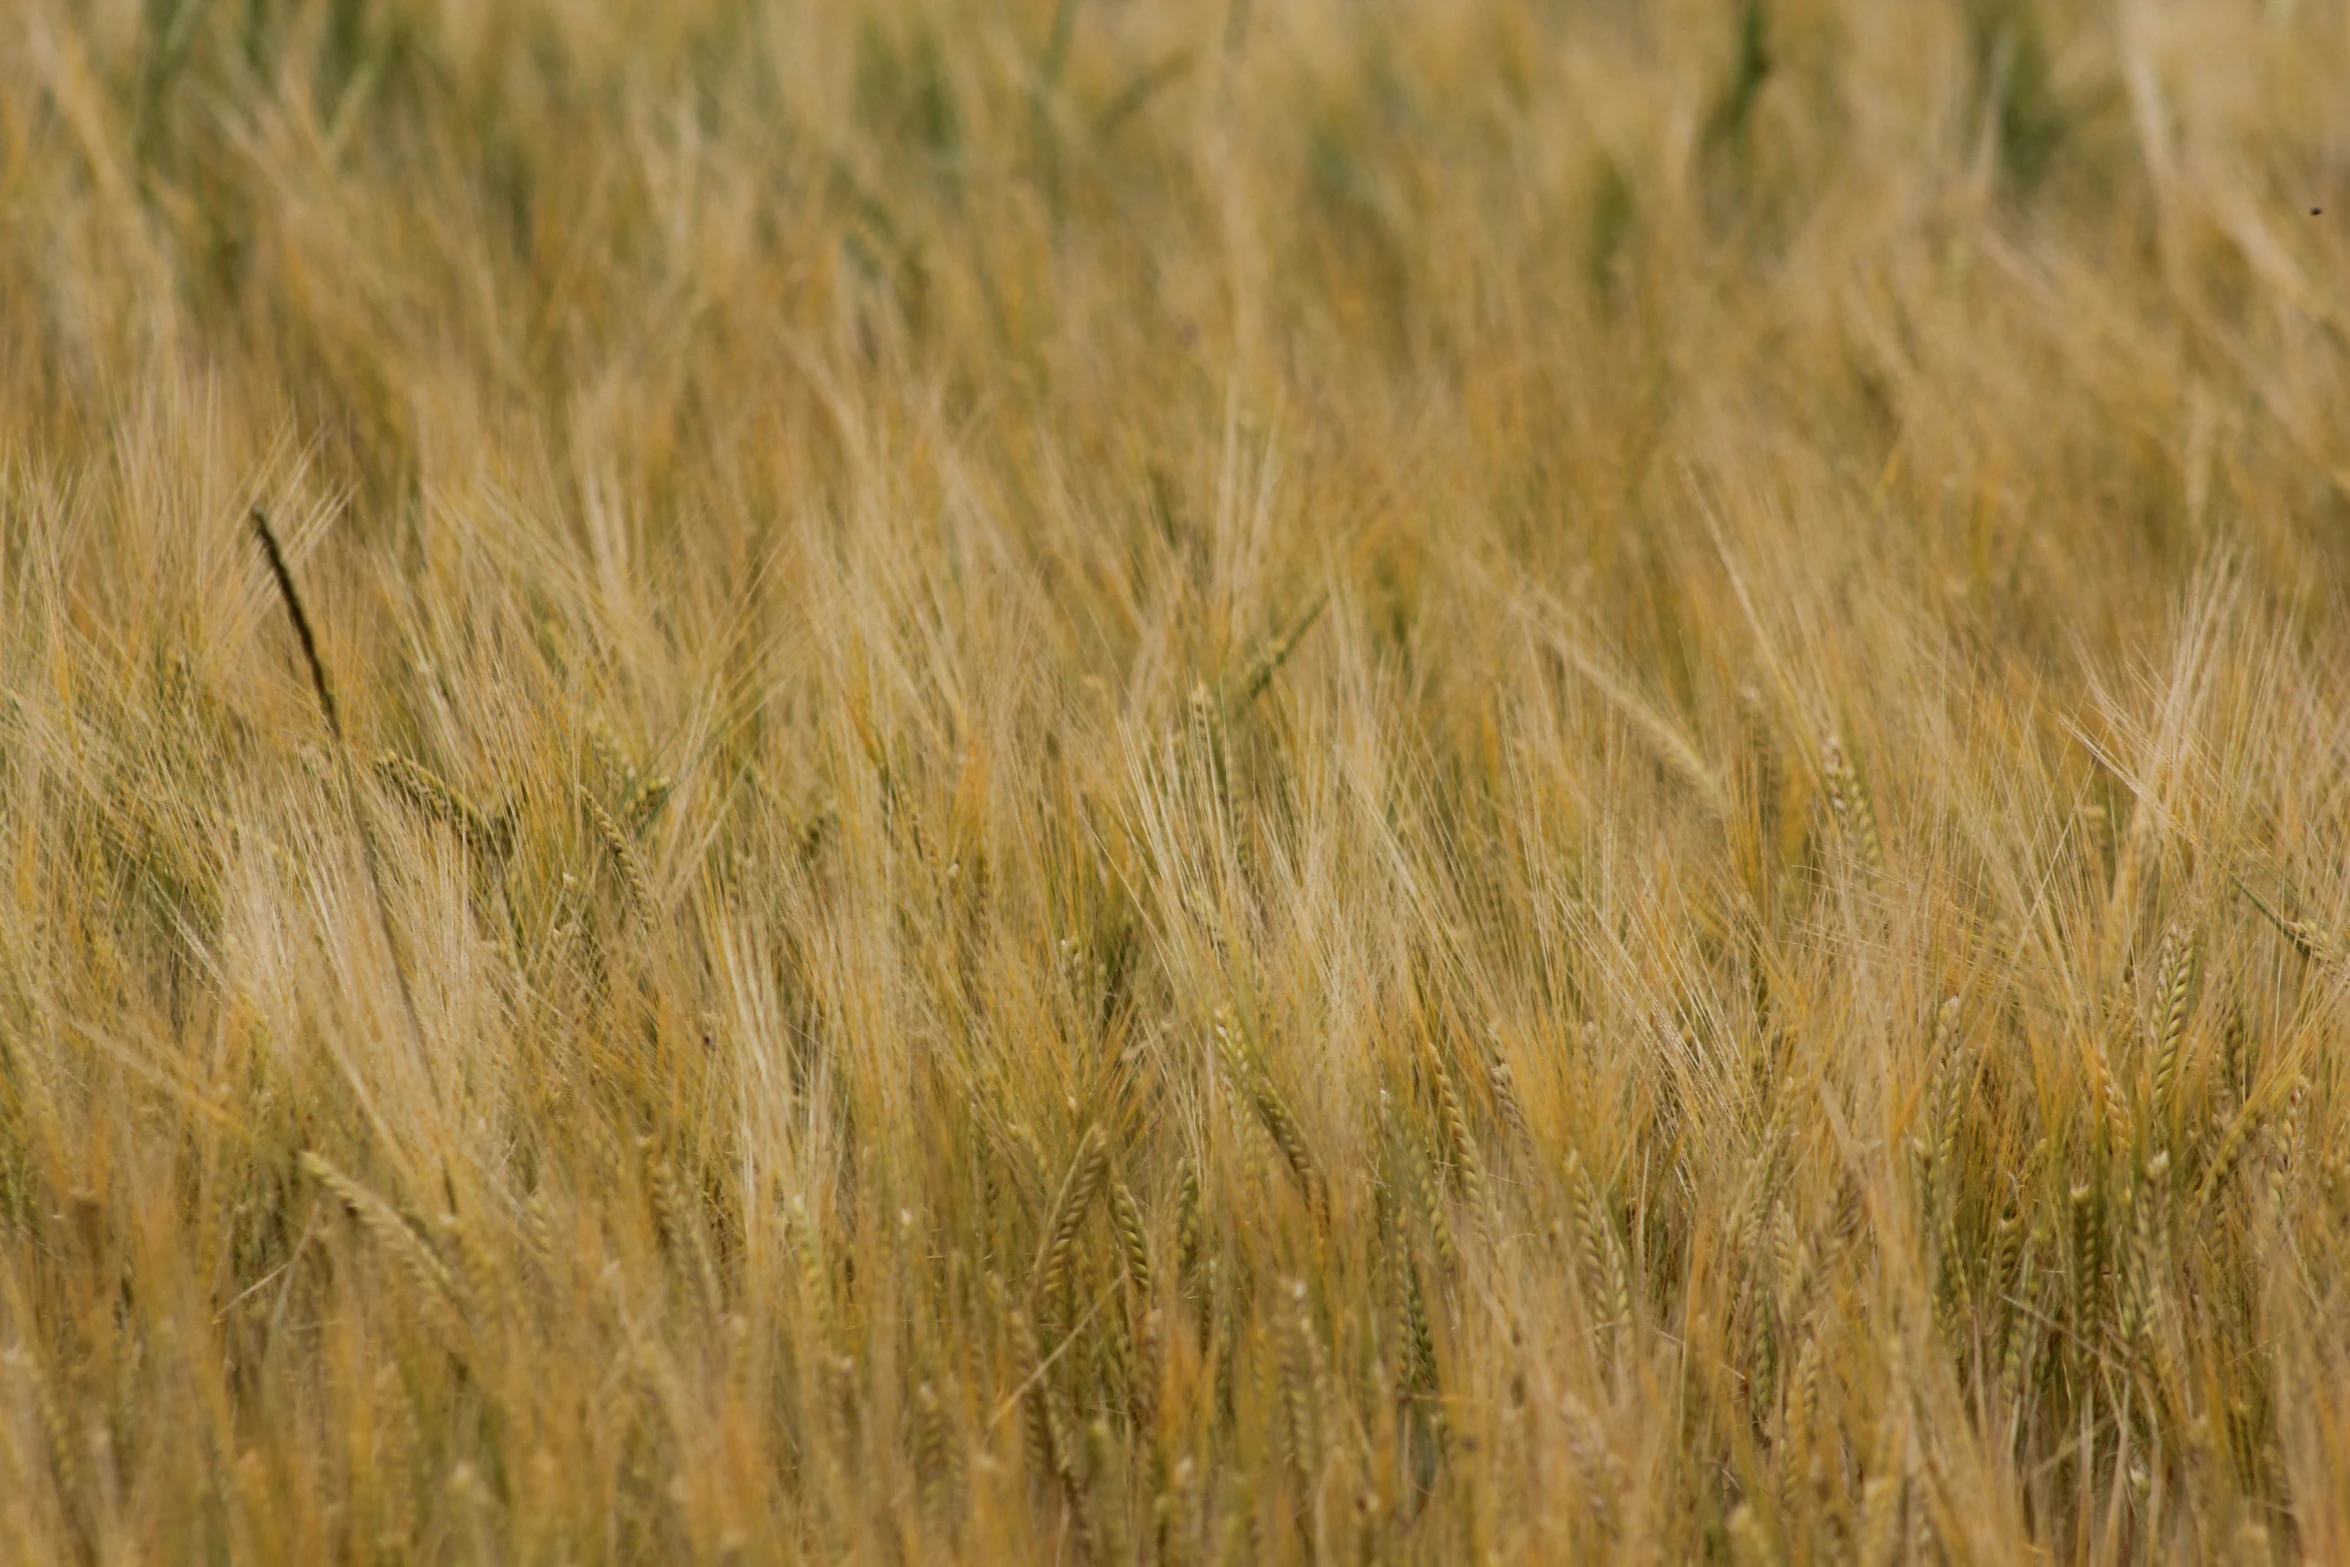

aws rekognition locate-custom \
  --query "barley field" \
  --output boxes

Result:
[3,1,2349,1562]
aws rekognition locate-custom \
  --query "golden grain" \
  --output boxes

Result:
[7,2,2349,1558]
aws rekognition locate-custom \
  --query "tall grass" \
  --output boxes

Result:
[2,0,2348,1560]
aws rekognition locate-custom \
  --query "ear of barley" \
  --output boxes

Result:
[1819,735,1886,875]
[646,1148,722,1316]
[1035,1127,1111,1337]
[1602,1219,1633,1344]
[1007,1305,1063,1490]
[1161,1457,1199,1567]
[2134,1152,2175,1364]
[2150,927,2197,1135]
[1484,1026,1532,1150]
[1771,1201,1804,1317]
[303,1153,466,1344]
[1414,1123,1458,1276]
[2221,1000,2250,1107]
[520,1189,558,1288]
[1131,1300,1163,1438]
[12,1341,84,1518]
[1085,1416,1127,1563]
[438,1200,519,1348]
[1735,1158,1775,1286]
[625,773,671,831]
[1550,632,1728,816]
[1174,1157,1203,1290]
[1399,1258,1441,1409]
[2265,1077,2309,1224]
[913,1381,962,1526]
[2067,1176,2101,1339]
[1568,1152,1604,1297]
[1187,682,1230,815]
[1988,1203,2022,1312]
[1858,1472,1903,1567]
[789,1195,834,1347]
[1930,993,1961,1060]
[2093,1035,2131,1153]
[1110,1177,1153,1300]
[1727,1501,1780,1567]
[2197,1101,2263,1212]
[1214,1019,1322,1220]
[1738,683,1782,842]
[1426,1041,1484,1211]
[1231,593,1327,709]
[581,784,653,919]
[1559,1393,1616,1539]
[1569,1151,1631,1335]
[1788,1331,1820,1457]
[1053,1408,1093,1555]
[2001,1223,2044,1400]
[2231,873,2334,967]
[375,752,511,861]
[1926,1000,1971,1323]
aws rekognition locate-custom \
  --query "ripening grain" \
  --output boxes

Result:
[3,1,2349,1562]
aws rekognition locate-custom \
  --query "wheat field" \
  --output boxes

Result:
[3,1,2349,1561]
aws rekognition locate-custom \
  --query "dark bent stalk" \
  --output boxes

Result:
[250,507,425,1061]
[249,508,343,740]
